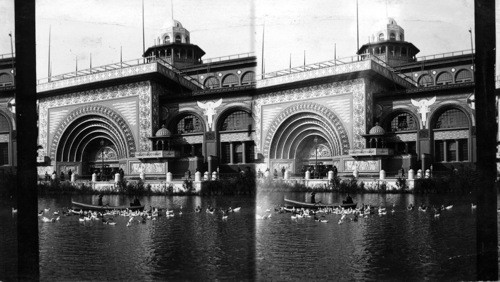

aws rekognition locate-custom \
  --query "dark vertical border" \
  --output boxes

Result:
[474,0,498,280]
[15,0,39,280]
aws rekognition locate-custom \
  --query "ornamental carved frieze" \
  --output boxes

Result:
[49,104,136,160]
[263,102,350,159]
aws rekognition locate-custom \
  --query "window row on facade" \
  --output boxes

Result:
[417,69,473,87]
[202,71,255,89]
[381,107,471,163]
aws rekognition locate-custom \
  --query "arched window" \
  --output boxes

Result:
[455,69,473,83]
[175,35,181,43]
[222,74,239,87]
[418,74,433,87]
[389,33,396,40]
[400,34,404,41]
[436,72,453,85]
[388,112,418,132]
[378,33,385,41]
[185,36,190,44]
[163,35,170,44]
[0,73,13,86]
[220,110,252,131]
[241,71,255,85]
[204,77,220,89]
[175,115,203,134]
[434,108,468,129]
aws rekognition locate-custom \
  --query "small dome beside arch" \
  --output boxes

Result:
[369,123,386,135]
[155,125,172,137]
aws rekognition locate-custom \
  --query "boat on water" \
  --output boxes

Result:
[284,198,357,209]
[71,200,145,211]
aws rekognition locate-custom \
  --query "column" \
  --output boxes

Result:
[229,142,234,164]
[455,139,460,161]
[242,142,247,164]
[443,140,448,162]
[191,144,195,157]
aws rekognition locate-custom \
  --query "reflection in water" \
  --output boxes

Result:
[257,192,477,281]
[1,192,498,280]
[37,195,255,281]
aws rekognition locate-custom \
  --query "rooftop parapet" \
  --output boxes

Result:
[36,56,203,92]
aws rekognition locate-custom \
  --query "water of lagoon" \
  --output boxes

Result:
[0,192,498,281]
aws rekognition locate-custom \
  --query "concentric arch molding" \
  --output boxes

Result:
[49,104,136,160]
[263,102,349,158]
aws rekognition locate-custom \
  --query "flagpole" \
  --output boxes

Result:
[48,26,51,81]
[261,24,265,79]
[142,0,145,57]
[9,32,14,85]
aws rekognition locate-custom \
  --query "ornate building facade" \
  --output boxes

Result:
[1,17,498,179]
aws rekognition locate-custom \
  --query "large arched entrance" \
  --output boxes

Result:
[263,102,349,176]
[51,104,136,177]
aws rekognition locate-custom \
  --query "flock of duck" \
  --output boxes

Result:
[16,205,243,226]
[255,202,479,225]
[8,202,486,225]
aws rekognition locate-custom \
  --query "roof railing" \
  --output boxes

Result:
[36,55,204,89]
[416,49,473,62]
[202,52,255,64]
[257,54,417,86]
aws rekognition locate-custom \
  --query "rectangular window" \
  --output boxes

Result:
[447,141,457,162]
[0,143,8,165]
[435,141,444,162]
[221,143,230,164]
[459,139,468,161]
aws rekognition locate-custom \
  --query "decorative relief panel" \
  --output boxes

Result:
[385,133,417,142]
[129,162,166,174]
[220,132,255,142]
[182,135,204,144]
[0,134,9,142]
[434,130,469,140]
[38,82,148,159]
[344,160,380,172]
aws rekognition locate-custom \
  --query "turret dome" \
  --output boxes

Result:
[369,123,385,135]
[155,125,172,137]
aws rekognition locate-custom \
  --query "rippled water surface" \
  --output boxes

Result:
[2,192,500,281]
[256,192,481,281]
[38,195,255,281]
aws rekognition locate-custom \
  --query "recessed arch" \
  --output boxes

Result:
[221,73,239,87]
[204,76,220,89]
[455,69,473,83]
[436,71,453,85]
[168,112,205,134]
[50,104,136,161]
[382,110,420,132]
[263,102,349,159]
[241,71,255,85]
[418,74,433,87]
[216,106,252,132]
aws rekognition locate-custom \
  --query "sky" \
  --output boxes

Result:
[0,0,498,79]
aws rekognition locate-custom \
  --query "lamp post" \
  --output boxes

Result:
[314,136,318,179]
[100,139,105,181]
